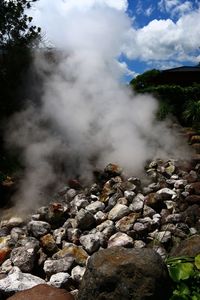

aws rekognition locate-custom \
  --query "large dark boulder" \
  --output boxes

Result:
[170,235,200,257]
[78,247,171,300]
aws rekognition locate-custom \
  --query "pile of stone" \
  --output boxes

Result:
[0,159,199,299]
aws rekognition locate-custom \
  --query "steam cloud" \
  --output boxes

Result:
[6,0,190,212]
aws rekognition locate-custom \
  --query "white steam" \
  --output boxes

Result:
[6,0,190,211]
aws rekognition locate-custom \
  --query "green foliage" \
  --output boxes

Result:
[156,100,173,120]
[131,77,200,126]
[0,0,41,177]
[130,69,161,91]
[0,0,41,49]
[0,0,41,120]
[183,100,200,130]
[167,255,200,300]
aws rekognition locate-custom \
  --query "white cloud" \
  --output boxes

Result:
[118,61,139,78]
[145,6,154,17]
[158,0,193,17]
[34,0,128,13]
[136,1,154,17]
[123,8,200,64]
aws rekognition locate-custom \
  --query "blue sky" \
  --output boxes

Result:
[124,0,200,80]
[32,0,200,81]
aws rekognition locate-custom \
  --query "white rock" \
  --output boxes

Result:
[166,214,182,223]
[71,266,86,283]
[134,240,146,248]
[43,257,74,276]
[85,201,105,214]
[94,211,107,224]
[164,200,176,211]
[124,191,135,201]
[190,227,198,235]
[174,180,187,189]
[153,246,167,259]
[129,193,144,212]
[27,221,51,238]
[3,217,24,228]
[133,222,148,232]
[108,232,133,248]
[53,227,67,244]
[72,195,89,210]
[96,220,114,232]
[143,205,156,217]
[108,204,130,221]
[156,188,177,200]
[0,259,12,273]
[65,188,77,200]
[0,267,45,294]
[79,233,101,254]
[154,231,172,243]
[49,272,70,288]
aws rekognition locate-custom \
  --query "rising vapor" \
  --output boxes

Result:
[6,0,190,212]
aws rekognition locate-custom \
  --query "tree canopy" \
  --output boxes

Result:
[0,0,40,49]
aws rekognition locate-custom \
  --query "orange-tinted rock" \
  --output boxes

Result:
[0,247,11,265]
[7,284,74,300]
[53,245,88,265]
[40,234,58,254]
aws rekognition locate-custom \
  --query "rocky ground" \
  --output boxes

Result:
[0,128,200,299]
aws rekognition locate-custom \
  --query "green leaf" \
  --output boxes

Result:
[195,254,200,270]
[169,263,194,282]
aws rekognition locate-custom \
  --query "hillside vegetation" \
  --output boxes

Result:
[130,69,200,130]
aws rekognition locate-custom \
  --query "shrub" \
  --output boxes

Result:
[167,254,200,300]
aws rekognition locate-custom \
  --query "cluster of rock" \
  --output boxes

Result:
[0,157,200,299]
